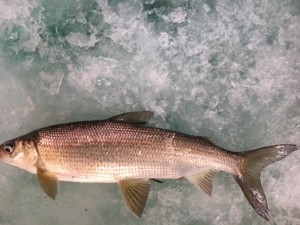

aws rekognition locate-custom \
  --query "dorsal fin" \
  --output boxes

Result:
[108,111,154,125]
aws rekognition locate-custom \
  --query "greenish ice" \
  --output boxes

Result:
[0,0,299,224]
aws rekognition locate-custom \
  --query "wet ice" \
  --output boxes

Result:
[0,0,299,224]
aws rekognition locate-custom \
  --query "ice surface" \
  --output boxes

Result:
[0,0,299,224]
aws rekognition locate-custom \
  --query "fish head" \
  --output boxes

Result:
[0,138,38,173]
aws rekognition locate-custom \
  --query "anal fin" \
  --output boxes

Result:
[36,158,59,199]
[118,179,151,217]
[186,170,217,196]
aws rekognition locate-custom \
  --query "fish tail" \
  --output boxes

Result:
[234,144,298,221]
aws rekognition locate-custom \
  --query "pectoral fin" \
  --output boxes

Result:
[36,159,59,199]
[118,179,151,217]
[186,170,217,196]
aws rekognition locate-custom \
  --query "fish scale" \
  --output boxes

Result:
[0,111,297,220]
[35,121,234,182]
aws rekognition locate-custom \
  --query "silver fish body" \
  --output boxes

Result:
[34,121,240,182]
[0,111,297,220]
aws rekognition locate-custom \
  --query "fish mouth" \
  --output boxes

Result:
[0,150,5,159]
[2,158,13,163]
[0,151,13,162]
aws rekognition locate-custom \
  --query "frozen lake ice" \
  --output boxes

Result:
[0,0,299,224]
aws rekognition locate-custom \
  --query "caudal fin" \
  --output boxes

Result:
[235,144,298,221]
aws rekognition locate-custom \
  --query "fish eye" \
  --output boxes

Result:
[4,143,14,154]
